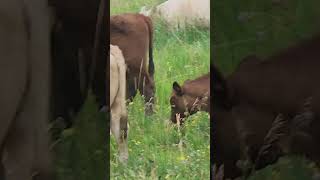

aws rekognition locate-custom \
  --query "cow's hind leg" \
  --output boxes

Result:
[111,108,128,164]
[119,113,129,162]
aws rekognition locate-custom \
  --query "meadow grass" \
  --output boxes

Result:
[248,156,319,180]
[54,94,107,180]
[111,0,210,179]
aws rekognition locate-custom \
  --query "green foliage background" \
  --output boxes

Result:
[54,94,107,180]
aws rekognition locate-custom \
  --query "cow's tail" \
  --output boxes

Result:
[143,15,154,76]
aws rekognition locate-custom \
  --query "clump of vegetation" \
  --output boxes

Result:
[213,156,320,180]
[248,156,320,180]
[54,93,107,180]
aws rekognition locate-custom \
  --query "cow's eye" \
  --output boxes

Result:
[170,97,175,104]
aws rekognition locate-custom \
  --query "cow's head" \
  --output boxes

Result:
[169,81,208,123]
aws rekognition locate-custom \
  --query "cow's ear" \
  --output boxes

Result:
[173,82,183,96]
[213,65,232,110]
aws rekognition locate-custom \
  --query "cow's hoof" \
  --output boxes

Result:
[145,110,153,116]
[145,104,154,116]
[119,155,128,164]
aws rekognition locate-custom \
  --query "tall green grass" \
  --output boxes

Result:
[111,0,210,179]
[54,94,107,180]
[248,156,319,180]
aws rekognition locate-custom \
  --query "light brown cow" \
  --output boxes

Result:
[109,45,129,164]
[170,73,210,124]
[213,34,320,178]
[0,0,53,179]
[110,13,155,115]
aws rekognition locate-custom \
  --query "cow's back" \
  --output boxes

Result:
[183,74,210,98]
[230,36,320,116]
[110,13,150,74]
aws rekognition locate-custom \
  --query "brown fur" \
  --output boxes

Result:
[110,13,155,115]
[91,0,107,111]
[213,34,320,179]
[170,73,210,123]
[49,0,102,127]
[0,0,52,179]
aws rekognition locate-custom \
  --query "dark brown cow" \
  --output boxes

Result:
[213,34,320,178]
[0,0,53,179]
[91,0,107,111]
[110,13,155,115]
[170,73,210,123]
[49,0,103,127]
